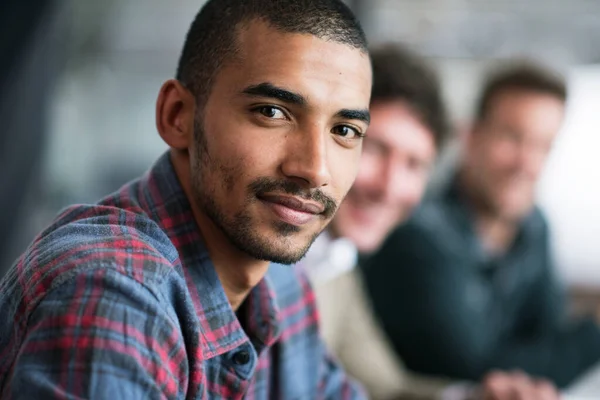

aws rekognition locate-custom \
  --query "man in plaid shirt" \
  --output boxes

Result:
[0,0,372,398]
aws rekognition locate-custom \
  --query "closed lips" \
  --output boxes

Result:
[257,194,324,214]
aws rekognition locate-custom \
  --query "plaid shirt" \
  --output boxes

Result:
[0,152,364,400]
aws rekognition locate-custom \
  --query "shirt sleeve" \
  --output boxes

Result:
[3,267,189,400]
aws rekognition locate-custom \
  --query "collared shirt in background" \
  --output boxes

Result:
[300,232,453,400]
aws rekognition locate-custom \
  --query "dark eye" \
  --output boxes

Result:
[256,106,286,119]
[332,125,362,139]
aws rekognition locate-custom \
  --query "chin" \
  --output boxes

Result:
[355,240,380,255]
[263,243,313,265]
[497,206,532,223]
[260,230,321,265]
[347,230,377,254]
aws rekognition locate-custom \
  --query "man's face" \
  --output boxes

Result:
[190,21,372,264]
[465,89,564,221]
[330,101,436,254]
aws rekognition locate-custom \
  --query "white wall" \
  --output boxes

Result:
[538,65,600,287]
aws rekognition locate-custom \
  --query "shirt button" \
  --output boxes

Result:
[233,350,250,365]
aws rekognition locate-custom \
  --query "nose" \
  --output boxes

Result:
[280,125,331,188]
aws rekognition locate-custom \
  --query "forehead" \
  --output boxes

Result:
[487,90,565,134]
[367,101,436,157]
[216,20,372,109]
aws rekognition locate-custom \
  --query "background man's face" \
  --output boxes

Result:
[190,21,372,264]
[331,100,436,254]
[465,90,564,222]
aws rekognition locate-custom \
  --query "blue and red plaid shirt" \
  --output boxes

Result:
[0,152,364,400]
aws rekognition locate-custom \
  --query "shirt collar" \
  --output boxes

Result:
[136,152,281,358]
[301,230,358,285]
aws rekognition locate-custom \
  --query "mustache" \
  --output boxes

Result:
[249,177,338,219]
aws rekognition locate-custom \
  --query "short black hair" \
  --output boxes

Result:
[476,60,567,121]
[176,0,367,108]
[370,44,450,149]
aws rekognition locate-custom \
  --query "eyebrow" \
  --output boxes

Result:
[242,82,306,106]
[242,82,370,125]
[336,108,370,125]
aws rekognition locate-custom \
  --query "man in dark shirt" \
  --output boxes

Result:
[363,61,600,388]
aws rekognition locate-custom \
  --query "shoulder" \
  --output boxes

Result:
[362,200,466,299]
[527,206,551,235]
[402,199,460,243]
[375,200,460,267]
[1,203,181,324]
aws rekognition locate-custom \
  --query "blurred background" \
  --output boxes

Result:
[2,0,600,297]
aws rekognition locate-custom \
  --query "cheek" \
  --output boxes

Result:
[201,141,253,197]
[351,170,375,194]
[206,140,280,194]
[403,180,426,207]
[488,142,520,170]
[389,169,424,204]
[204,110,279,169]
[526,152,548,177]
[349,154,383,192]
[358,153,382,177]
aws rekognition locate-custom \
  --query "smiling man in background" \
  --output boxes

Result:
[0,0,373,398]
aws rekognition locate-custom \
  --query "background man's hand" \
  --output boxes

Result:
[482,370,560,400]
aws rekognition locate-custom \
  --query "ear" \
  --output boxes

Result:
[156,79,196,150]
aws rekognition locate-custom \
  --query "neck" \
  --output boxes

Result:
[458,170,517,255]
[170,149,270,311]
[474,214,517,255]
[196,212,270,311]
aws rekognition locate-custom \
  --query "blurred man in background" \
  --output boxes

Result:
[363,61,600,389]
[301,47,560,400]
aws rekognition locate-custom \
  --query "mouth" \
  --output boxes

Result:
[257,193,324,226]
